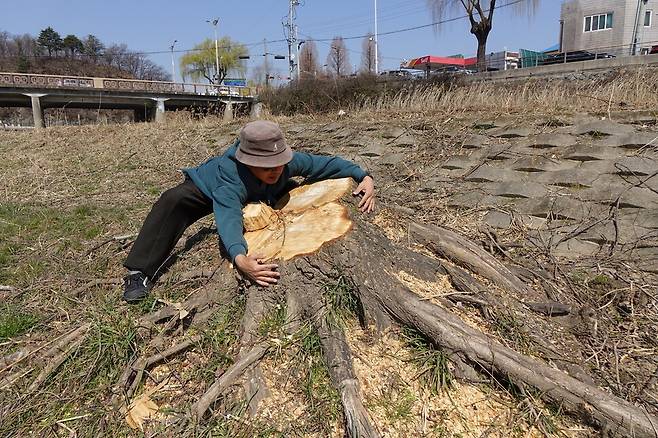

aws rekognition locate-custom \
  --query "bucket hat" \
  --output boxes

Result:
[235,120,292,167]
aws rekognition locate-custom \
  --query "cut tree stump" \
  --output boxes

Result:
[187,181,658,437]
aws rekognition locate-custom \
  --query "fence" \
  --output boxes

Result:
[0,72,254,97]
[509,40,658,71]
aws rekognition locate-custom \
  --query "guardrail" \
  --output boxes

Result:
[0,72,255,98]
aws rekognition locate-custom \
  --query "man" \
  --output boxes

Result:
[122,120,375,302]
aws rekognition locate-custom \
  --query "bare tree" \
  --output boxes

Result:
[360,33,377,74]
[326,36,350,77]
[299,40,320,80]
[426,0,537,72]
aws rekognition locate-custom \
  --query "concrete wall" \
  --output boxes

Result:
[471,53,658,82]
[561,0,658,55]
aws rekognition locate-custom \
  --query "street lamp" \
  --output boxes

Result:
[170,39,177,82]
[296,40,305,80]
[374,0,379,74]
[206,18,220,83]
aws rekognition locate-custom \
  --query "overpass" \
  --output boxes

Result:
[0,72,260,128]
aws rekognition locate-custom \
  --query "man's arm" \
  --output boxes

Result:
[287,152,369,182]
[211,186,248,262]
[288,152,375,212]
[212,186,281,285]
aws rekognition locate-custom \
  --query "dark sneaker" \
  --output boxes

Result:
[123,272,150,303]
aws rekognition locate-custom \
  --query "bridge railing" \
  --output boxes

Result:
[0,72,255,98]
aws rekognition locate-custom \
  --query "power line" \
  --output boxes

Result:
[301,0,527,42]
[1,0,526,61]
[299,0,527,65]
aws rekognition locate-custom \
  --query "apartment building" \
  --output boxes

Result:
[560,0,658,55]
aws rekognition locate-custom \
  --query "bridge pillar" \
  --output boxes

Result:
[154,98,168,123]
[223,101,233,122]
[24,93,46,129]
[250,102,263,119]
[134,107,148,123]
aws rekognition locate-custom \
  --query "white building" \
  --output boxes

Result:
[560,0,658,55]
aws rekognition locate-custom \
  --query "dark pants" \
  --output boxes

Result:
[124,178,213,278]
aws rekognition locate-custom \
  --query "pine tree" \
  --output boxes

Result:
[37,27,63,57]
[62,34,84,58]
[83,34,104,63]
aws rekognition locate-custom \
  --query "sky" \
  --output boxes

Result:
[1,0,560,83]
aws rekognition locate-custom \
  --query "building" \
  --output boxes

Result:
[401,51,518,73]
[560,0,658,56]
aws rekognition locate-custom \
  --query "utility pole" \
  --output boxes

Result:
[297,39,305,80]
[374,0,379,74]
[170,39,177,82]
[263,38,270,87]
[286,0,300,81]
[206,18,220,83]
[632,0,649,55]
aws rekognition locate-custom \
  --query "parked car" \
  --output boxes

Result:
[431,65,473,76]
[380,70,414,79]
[541,50,615,65]
[649,45,658,54]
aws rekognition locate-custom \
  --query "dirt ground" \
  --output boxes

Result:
[0,99,656,437]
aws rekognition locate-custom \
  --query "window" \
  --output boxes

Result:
[645,10,652,27]
[584,13,613,32]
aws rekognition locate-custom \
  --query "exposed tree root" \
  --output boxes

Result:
[236,286,275,416]
[410,222,533,296]
[112,270,237,407]
[333,218,658,438]
[303,287,381,438]
[192,342,269,420]
[97,190,657,436]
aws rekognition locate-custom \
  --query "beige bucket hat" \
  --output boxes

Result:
[235,120,293,167]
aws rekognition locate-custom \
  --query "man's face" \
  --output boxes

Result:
[248,165,285,185]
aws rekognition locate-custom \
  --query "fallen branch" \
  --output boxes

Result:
[27,325,90,393]
[69,279,122,298]
[84,233,137,256]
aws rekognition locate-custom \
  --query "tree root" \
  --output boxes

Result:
[237,286,274,416]
[112,271,238,407]
[338,219,658,438]
[192,342,269,420]
[410,222,533,296]
[304,290,381,438]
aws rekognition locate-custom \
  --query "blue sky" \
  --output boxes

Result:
[2,0,560,83]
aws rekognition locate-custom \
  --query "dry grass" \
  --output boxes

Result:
[352,68,658,117]
[3,71,656,436]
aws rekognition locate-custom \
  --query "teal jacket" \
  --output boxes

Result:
[183,141,368,261]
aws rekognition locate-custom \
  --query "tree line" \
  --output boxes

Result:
[0,27,169,81]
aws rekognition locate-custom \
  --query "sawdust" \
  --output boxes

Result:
[389,270,514,354]
[393,270,453,304]
[344,326,575,438]
[252,356,343,437]
[373,210,407,243]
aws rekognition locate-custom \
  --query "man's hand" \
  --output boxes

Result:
[234,253,280,286]
[353,175,375,213]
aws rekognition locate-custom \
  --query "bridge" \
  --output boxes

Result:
[0,72,260,129]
